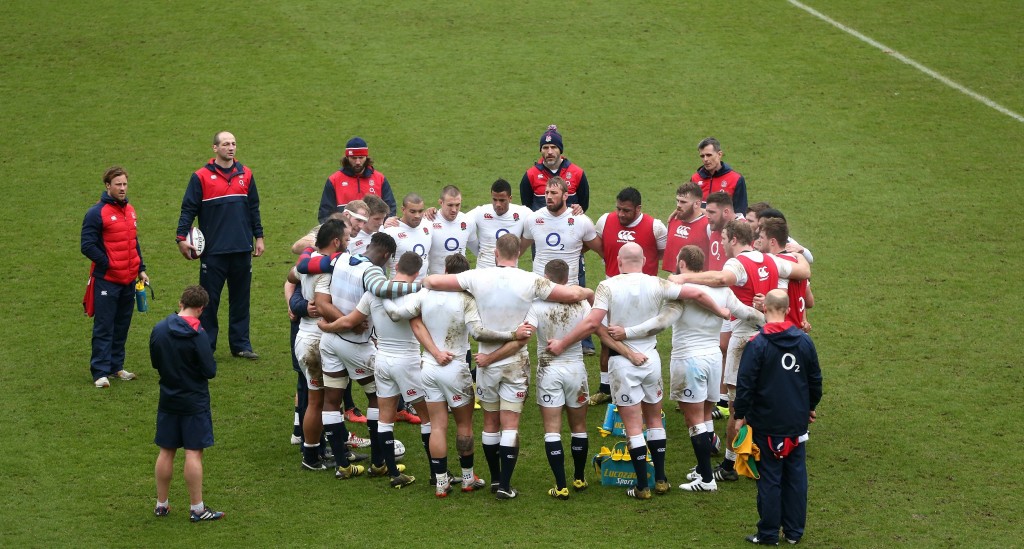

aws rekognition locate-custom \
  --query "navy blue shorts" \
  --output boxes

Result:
[155,410,214,450]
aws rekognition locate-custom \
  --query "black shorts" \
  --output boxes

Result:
[155,410,214,450]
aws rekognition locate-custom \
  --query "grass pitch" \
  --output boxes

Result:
[0,1,1020,547]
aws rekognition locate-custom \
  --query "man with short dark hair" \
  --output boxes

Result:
[757,218,813,332]
[176,131,264,359]
[468,179,533,269]
[735,289,822,546]
[82,165,148,388]
[151,285,223,522]
[383,193,431,281]
[691,137,748,215]
[318,136,397,221]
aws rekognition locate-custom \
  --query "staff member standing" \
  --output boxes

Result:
[734,290,823,546]
[176,131,264,359]
[81,166,148,388]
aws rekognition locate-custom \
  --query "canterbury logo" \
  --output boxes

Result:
[757,266,770,280]
[676,226,689,237]
[617,230,635,242]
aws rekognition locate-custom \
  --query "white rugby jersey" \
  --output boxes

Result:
[298,252,328,335]
[526,299,591,368]
[347,229,373,257]
[456,266,554,365]
[522,208,596,285]
[468,204,532,269]
[323,253,374,343]
[383,220,432,281]
[427,212,477,275]
[594,273,682,353]
[357,292,419,357]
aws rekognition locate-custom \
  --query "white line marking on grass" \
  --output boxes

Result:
[788,0,1024,124]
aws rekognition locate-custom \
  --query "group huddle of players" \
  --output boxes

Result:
[282,129,814,500]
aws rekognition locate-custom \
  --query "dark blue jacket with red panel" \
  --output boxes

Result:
[176,159,263,255]
[734,322,823,437]
[519,158,590,212]
[691,161,748,214]
[150,313,217,415]
[318,165,397,222]
[81,192,145,285]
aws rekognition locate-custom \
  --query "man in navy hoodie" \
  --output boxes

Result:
[734,289,822,545]
[151,285,223,522]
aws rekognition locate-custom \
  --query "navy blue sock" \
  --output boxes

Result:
[483,443,500,481]
[499,445,519,490]
[629,445,649,490]
[379,430,398,476]
[648,438,667,482]
[368,419,382,467]
[324,422,350,467]
[545,440,567,489]
[570,437,589,481]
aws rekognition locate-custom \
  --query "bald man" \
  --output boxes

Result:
[734,289,822,545]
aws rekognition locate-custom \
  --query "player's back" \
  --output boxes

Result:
[528,299,591,368]
[419,289,474,358]
[363,293,419,357]
[598,272,677,352]
[457,266,553,361]
[673,283,732,358]
[328,253,374,342]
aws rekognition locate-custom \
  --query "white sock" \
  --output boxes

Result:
[420,422,431,435]
[462,468,474,482]
[293,412,300,426]
[704,420,714,433]
[500,430,518,447]
[725,449,737,461]
[600,372,609,385]
[190,502,204,513]
[156,500,168,508]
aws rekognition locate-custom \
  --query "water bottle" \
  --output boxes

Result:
[135,280,149,312]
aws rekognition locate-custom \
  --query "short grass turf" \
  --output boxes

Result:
[0,1,1020,547]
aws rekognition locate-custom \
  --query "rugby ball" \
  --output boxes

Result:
[394,439,406,462]
[186,226,205,259]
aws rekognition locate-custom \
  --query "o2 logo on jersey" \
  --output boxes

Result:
[620,394,632,404]
[683,388,693,398]
[710,240,721,259]
[413,244,427,259]
[545,232,564,251]
[757,265,770,281]
[542,394,553,403]
[676,225,689,238]
[496,228,510,239]
[617,230,635,242]
[444,237,460,252]
[476,386,484,395]
[797,297,806,313]
[781,353,801,372]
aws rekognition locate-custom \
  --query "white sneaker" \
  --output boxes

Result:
[679,477,718,492]
[347,432,371,448]
[290,434,302,445]
[116,370,136,381]
[94,377,110,388]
